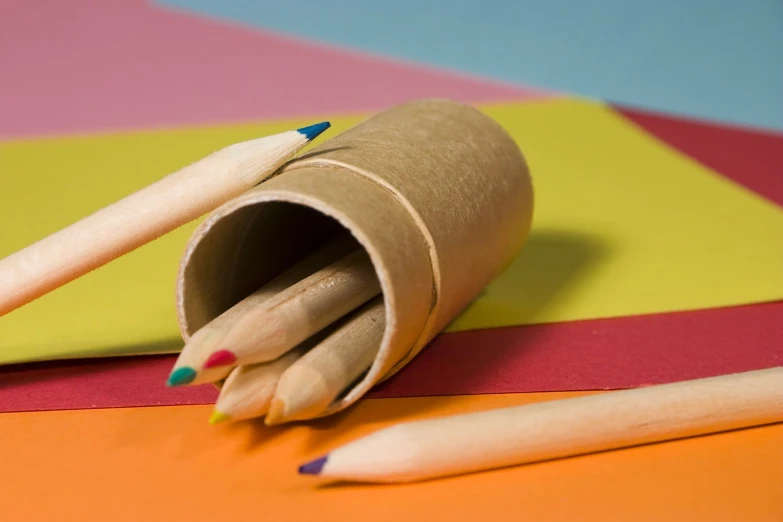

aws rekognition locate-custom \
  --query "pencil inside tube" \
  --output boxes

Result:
[167,232,359,387]
[265,296,386,425]
[199,245,382,371]
[208,338,318,424]
[209,297,385,425]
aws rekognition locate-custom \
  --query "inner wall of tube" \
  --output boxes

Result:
[183,201,379,331]
[181,200,384,408]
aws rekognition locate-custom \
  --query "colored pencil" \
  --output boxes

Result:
[265,296,385,425]
[203,248,381,369]
[209,348,307,424]
[0,122,330,317]
[299,366,783,483]
[167,233,358,387]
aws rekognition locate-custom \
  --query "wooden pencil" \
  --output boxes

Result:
[0,122,330,317]
[265,297,385,425]
[298,366,783,483]
[167,233,358,386]
[202,248,381,369]
[209,348,307,424]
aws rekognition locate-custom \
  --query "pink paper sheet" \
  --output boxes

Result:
[0,0,548,140]
[1,302,779,412]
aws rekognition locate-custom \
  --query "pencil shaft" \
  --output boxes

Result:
[214,348,306,421]
[267,297,385,424]
[219,248,381,364]
[313,367,783,483]
[169,233,357,385]
[0,130,318,316]
[193,232,359,340]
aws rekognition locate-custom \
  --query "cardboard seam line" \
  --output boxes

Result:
[282,158,441,378]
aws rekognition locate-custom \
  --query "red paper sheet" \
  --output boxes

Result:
[371,301,782,398]
[1,302,780,412]
[615,106,783,207]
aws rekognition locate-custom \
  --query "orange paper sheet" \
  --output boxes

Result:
[1,393,781,522]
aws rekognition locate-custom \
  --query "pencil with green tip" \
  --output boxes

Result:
[166,233,358,387]
[0,122,330,317]
[208,296,385,425]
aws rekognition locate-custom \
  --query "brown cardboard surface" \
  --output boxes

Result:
[176,99,533,417]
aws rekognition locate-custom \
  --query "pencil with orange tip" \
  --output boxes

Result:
[0,121,330,317]
[298,366,783,483]
[208,347,307,424]
[265,296,385,425]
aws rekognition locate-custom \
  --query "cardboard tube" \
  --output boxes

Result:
[176,99,534,417]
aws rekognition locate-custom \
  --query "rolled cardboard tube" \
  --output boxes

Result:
[176,99,534,418]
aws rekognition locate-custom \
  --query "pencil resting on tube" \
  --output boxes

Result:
[0,122,331,317]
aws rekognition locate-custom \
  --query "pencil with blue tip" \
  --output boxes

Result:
[298,366,783,483]
[0,122,330,317]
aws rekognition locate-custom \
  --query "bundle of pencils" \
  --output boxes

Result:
[168,232,387,425]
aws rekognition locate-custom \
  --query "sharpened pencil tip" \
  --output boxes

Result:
[167,367,196,387]
[209,410,231,425]
[203,349,237,369]
[299,456,328,476]
[296,121,330,141]
[264,399,287,426]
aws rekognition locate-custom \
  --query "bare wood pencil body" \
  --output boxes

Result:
[0,124,328,317]
[216,248,381,365]
[167,233,358,386]
[212,348,306,422]
[266,297,385,424]
[302,367,783,483]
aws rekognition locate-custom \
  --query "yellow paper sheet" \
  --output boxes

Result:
[0,119,341,364]
[448,99,783,330]
[1,99,782,364]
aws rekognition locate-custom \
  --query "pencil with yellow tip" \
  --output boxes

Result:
[298,367,783,483]
[208,348,305,425]
[0,122,330,317]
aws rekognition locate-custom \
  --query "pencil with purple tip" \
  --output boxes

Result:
[298,367,783,483]
[0,122,330,317]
